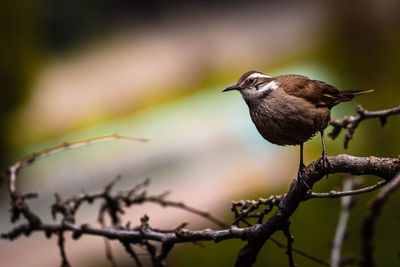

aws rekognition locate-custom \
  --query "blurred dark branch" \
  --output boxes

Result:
[122,241,143,267]
[104,237,117,267]
[361,172,400,267]
[329,105,400,148]
[58,231,71,267]
[331,175,354,267]
[269,238,330,266]
[283,223,296,267]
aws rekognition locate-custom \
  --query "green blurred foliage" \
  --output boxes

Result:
[315,1,400,157]
[0,0,41,169]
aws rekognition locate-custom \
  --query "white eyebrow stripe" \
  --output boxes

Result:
[248,73,271,79]
[258,81,279,91]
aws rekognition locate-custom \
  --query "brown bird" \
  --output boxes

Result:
[222,71,373,187]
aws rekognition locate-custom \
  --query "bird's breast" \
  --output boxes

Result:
[248,91,330,146]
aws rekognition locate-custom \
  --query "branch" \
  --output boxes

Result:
[283,223,296,267]
[5,133,148,194]
[269,238,330,266]
[122,241,143,267]
[0,133,227,266]
[3,152,399,266]
[330,175,354,267]
[329,105,400,148]
[3,125,400,267]
[2,154,399,266]
[141,195,228,228]
[233,154,400,267]
[361,172,400,267]
[233,179,387,216]
[306,180,387,199]
[1,221,249,243]
[58,231,71,267]
[103,237,117,267]
[231,195,285,226]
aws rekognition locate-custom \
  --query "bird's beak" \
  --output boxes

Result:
[222,85,241,92]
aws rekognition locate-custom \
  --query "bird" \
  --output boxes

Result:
[222,70,373,187]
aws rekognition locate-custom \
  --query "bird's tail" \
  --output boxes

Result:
[339,89,374,101]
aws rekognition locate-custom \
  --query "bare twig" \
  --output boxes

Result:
[104,237,117,267]
[262,180,387,202]
[361,172,400,267]
[5,134,148,194]
[58,231,71,267]
[231,195,285,226]
[157,242,174,266]
[329,105,400,148]
[122,241,143,267]
[306,180,387,199]
[139,196,227,228]
[99,213,118,267]
[1,221,249,243]
[143,241,159,266]
[331,175,354,267]
[283,224,296,267]
[269,238,330,266]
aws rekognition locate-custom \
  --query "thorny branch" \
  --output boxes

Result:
[231,195,285,226]
[329,105,400,148]
[3,154,399,266]
[2,105,400,267]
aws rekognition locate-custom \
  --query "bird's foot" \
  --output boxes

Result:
[297,165,310,189]
[317,153,332,179]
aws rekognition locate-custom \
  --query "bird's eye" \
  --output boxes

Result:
[249,78,255,83]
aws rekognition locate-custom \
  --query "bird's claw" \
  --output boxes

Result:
[297,166,310,189]
[317,153,332,178]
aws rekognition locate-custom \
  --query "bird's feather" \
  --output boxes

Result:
[276,75,372,109]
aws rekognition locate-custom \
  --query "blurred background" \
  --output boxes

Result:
[1,0,400,266]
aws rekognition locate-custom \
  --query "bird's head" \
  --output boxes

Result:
[222,71,278,102]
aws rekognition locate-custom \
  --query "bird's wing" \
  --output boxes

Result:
[277,75,342,108]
